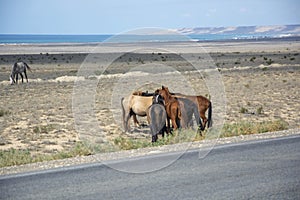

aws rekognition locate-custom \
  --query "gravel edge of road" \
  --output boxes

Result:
[1,128,299,176]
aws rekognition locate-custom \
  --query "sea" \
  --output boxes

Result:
[0,33,298,44]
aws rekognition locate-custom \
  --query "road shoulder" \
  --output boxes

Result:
[1,128,299,176]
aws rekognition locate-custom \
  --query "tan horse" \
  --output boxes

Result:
[155,86,181,132]
[121,93,153,132]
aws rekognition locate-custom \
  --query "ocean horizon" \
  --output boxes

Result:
[0,32,299,44]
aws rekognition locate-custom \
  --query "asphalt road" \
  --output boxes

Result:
[1,135,299,200]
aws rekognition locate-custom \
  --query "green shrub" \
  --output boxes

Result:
[257,106,263,115]
[0,149,32,167]
[250,56,256,62]
[0,109,10,117]
[220,120,288,138]
[240,107,248,114]
[266,59,274,65]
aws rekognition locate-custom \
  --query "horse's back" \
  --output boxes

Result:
[149,104,166,120]
[175,93,210,109]
[12,61,27,72]
[177,98,197,128]
[149,104,166,134]
[129,95,153,115]
[12,62,18,71]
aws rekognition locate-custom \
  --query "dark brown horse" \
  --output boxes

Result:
[176,97,201,130]
[155,86,181,132]
[173,93,212,130]
[147,94,167,142]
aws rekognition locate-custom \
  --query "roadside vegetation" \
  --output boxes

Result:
[0,142,92,168]
[0,109,10,117]
[0,120,288,168]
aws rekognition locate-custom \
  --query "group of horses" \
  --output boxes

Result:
[121,86,212,142]
[9,62,213,143]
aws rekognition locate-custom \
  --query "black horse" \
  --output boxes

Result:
[147,94,167,142]
[10,61,32,84]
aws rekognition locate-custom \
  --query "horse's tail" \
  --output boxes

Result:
[176,104,182,128]
[121,97,126,131]
[24,62,32,72]
[178,105,182,120]
[207,101,212,128]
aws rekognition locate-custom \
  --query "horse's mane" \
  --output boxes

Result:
[132,91,154,97]
[152,94,165,105]
[23,62,32,72]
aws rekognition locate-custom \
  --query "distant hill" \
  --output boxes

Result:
[176,25,300,36]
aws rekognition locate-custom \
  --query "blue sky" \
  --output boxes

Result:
[0,0,299,34]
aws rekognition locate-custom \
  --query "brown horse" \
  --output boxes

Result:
[121,93,153,132]
[155,86,181,132]
[173,93,212,130]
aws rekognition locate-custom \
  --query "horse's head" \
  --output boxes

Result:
[161,85,170,92]
[156,86,171,102]
[9,74,15,85]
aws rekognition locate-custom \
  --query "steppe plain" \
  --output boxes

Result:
[0,39,299,158]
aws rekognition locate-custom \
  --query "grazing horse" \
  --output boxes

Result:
[173,93,212,130]
[147,94,167,142]
[155,86,181,132]
[121,93,153,132]
[10,61,32,84]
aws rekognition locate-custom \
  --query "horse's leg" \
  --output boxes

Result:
[166,117,171,134]
[160,124,166,138]
[197,112,204,132]
[150,125,156,142]
[19,73,24,83]
[200,110,207,131]
[16,74,18,84]
[171,117,178,130]
[196,113,204,136]
[24,70,28,83]
[191,104,200,129]
[126,109,138,131]
[176,116,181,129]
[170,105,179,130]
[10,73,16,84]
[132,114,140,127]
[152,134,158,143]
